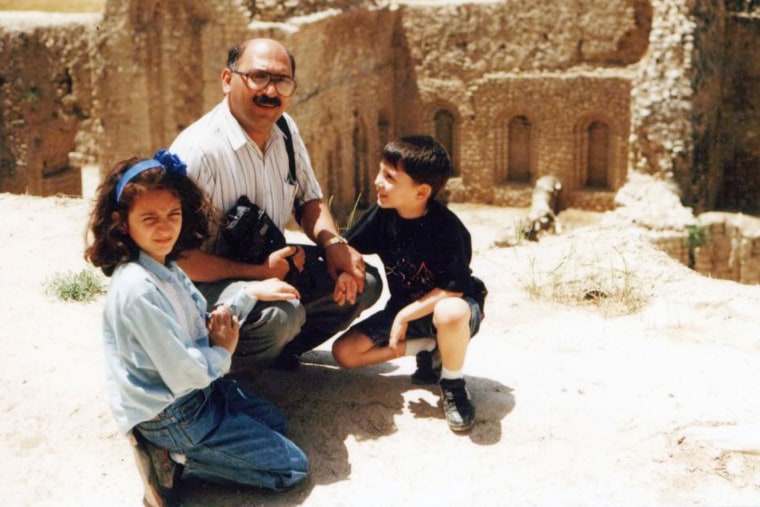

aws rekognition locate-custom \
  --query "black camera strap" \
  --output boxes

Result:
[276,116,296,184]
[276,115,303,223]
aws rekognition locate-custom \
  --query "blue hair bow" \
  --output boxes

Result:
[115,149,187,203]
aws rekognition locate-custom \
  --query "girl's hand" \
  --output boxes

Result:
[333,272,358,306]
[244,278,301,301]
[389,314,408,351]
[208,305,239,354]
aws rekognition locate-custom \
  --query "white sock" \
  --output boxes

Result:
[404,338,437,357]
[440,366,464,380]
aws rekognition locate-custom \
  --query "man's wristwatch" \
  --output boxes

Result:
[323,235,348,248]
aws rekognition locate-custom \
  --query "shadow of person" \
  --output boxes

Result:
[179,349,514,506]
[405,374,515,446]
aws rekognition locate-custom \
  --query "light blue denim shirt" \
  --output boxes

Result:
[102,251,256,434]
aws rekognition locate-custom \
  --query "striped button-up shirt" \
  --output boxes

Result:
[170,98,323,254]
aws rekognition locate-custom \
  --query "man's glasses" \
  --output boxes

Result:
[230,69,297,97]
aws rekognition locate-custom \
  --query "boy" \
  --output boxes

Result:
[331,135,486,432]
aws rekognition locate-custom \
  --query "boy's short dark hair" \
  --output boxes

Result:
[381,135,453,198]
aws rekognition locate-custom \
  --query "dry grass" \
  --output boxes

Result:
[0,0,104,12]
[520,244,647,317]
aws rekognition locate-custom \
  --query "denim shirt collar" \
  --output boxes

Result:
[136,251,177,283]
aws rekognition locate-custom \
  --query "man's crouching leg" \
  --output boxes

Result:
[196,280,306,370]
[274,263,383,369]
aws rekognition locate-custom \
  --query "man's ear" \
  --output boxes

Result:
[221,67,233,94]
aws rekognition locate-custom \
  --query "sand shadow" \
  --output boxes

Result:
[180,350,514,506]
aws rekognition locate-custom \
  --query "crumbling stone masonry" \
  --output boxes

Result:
[1,0,760,280]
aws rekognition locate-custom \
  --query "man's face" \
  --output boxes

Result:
[223,41,294,130]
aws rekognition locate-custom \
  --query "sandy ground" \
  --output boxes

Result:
[1,191,759,507]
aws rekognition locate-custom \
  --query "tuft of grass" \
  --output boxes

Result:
[45,268,106,302]
[328,193,364,233]
[685,223,707,269]
[519,246,645,317]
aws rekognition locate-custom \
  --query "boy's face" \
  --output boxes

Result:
[126,189,182,265]
[374,161,429,215]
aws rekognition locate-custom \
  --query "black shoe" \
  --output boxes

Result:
[439,378,475,432]
[411,349,441,385]
[270,352,301,371]
[129,431,182,507]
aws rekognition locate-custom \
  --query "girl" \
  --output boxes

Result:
[85,150,307,507]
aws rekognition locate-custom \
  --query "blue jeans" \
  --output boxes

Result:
[199,248,383,363]
[136,378,308,491]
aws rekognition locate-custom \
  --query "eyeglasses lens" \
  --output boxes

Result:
[241,71,296,97]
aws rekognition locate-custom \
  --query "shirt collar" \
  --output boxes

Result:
[221,96,286,153]
[137,251,177,282]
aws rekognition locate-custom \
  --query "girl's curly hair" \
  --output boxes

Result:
[84,156,216,277]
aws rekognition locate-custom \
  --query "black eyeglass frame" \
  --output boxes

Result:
[229,69,297,97]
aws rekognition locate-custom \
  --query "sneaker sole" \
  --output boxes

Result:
[448,419,475,432]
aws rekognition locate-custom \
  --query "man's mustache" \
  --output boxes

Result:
[254,95,282,107]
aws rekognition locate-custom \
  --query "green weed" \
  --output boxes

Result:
[45,268,106,302]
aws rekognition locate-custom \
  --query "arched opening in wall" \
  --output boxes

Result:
[586,121,610,189]
[352,116,371,209]
[508,115,532,183]
[434,109,458,175]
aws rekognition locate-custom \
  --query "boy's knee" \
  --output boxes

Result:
[433,298,471,329]
[331,338,360,369]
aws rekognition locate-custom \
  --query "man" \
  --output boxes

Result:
[171,38,381,370]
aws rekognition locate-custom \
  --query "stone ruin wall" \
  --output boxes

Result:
[0,13,98,196]
[717,6,760,214]
[1,0,760,283]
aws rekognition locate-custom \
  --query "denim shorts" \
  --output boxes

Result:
[351,296,483,347]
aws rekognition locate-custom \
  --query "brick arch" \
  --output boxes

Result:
[574,114,616,190]
[495,112,537,185]
[424,100,462,175]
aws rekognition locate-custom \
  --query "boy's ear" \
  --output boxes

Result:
[416,183,433,201]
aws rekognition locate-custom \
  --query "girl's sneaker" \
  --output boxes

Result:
[129,431,182,507]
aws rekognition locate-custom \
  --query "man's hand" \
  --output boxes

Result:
[325,243,366,292]
[207,305,240,354]
[266,245,304,280]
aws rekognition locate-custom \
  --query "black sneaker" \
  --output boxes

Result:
[411,349,442,385]
[439,378,475,432]
[129,431,182,507]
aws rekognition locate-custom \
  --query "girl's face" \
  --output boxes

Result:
[126,189,182,264]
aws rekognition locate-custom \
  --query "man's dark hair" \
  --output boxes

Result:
[226,42,296,77]
[381,135,453,198]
